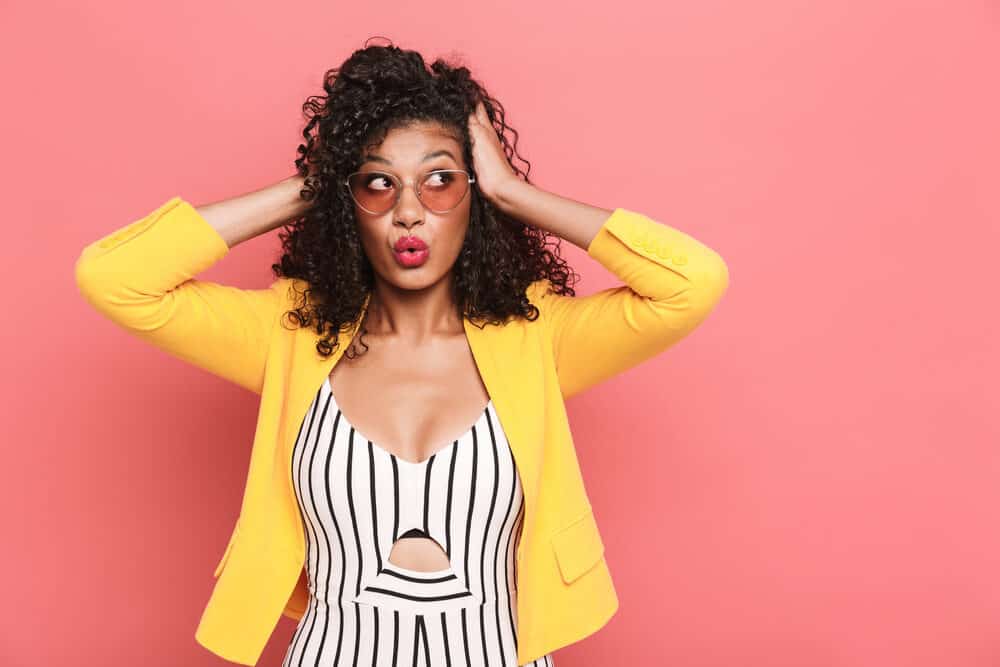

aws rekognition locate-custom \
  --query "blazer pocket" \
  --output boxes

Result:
[550,506,605,585]
[212,519,240,578]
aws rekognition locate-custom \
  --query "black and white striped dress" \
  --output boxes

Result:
[283,375,555,667]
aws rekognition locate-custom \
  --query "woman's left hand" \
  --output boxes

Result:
[467,100,520,203]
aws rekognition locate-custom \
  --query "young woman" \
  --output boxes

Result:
[75,41,729,667]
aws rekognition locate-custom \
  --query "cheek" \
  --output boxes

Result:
[444,205,472,244]
[437,223,470,264]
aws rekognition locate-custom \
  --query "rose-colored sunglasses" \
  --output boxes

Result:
[345,169,476,215]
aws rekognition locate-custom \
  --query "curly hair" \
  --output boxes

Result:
[273,36,580,359]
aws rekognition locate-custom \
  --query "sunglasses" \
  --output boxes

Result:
[345,169,476,215]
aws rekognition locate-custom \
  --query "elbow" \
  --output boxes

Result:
[73,239,106,297]
[74,253,97,301]
[708,253,730,302]
[687,252,730,318]
[74,250,117,315]
[74,258,109,319]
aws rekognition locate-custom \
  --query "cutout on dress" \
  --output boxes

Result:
[387,530,451,571]
[353,527,479,614]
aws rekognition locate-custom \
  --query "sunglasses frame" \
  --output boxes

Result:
[344,168,477,215]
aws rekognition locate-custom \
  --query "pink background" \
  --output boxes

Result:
[3,0,998,665]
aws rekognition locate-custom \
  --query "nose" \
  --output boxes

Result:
[394,179,424,226]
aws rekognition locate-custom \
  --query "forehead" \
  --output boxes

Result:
[361,121,464,168]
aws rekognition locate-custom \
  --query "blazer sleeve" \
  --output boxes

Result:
[74,196,286,396]
[534,207,730,400]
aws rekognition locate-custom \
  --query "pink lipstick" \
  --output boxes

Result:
[393,235,429,268]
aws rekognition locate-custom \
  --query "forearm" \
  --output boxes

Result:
[490,179,614,252]
[493,177,728,296]
[196,174,311,249]
[534,204,730,399]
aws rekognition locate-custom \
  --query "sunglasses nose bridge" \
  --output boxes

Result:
[395,178,423,211]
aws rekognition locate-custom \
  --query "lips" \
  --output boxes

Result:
[392,235,430,268]
[394,236,428,252]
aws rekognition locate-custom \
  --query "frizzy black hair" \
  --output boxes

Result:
[273,37,579,359]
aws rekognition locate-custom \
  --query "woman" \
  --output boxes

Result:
[75,41,729,667]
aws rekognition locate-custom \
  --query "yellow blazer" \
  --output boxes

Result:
[75,196,729,665]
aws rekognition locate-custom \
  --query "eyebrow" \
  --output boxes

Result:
[361,149,457,165]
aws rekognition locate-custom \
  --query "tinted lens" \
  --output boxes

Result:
[419,170,470,212]
[348,172,398,214]
[347,170,470,213]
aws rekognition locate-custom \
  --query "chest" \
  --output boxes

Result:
[327,331,492,465]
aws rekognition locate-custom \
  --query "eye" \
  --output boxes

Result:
[423,170,455,189]
[364,173,395,191]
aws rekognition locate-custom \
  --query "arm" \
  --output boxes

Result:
[494,181,730,399]
[74,176,311,395]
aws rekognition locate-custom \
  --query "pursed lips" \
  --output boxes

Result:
[393,236,428,252]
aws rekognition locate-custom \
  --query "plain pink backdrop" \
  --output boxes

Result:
[3,0,998,665]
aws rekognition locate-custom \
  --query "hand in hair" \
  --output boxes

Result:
[467,100,520,203]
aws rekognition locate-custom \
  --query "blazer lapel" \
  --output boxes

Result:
[463,314,541,506]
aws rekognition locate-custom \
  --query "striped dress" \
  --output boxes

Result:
[283,375,555,667]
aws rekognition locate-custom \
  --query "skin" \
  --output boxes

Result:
[190,99,614,573]
[330,102,612,571]
[349,102,517,342]
[331,103,516,571]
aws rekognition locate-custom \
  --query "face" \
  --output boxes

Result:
[349,121,473,293]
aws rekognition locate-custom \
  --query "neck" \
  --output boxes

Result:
[362,274,463,342]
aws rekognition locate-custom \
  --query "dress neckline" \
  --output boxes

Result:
[322,376,494,466]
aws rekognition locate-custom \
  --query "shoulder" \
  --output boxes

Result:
[269,277,311,309]
[526,278,553,303]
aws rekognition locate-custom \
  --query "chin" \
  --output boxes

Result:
[382,266,442,291]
